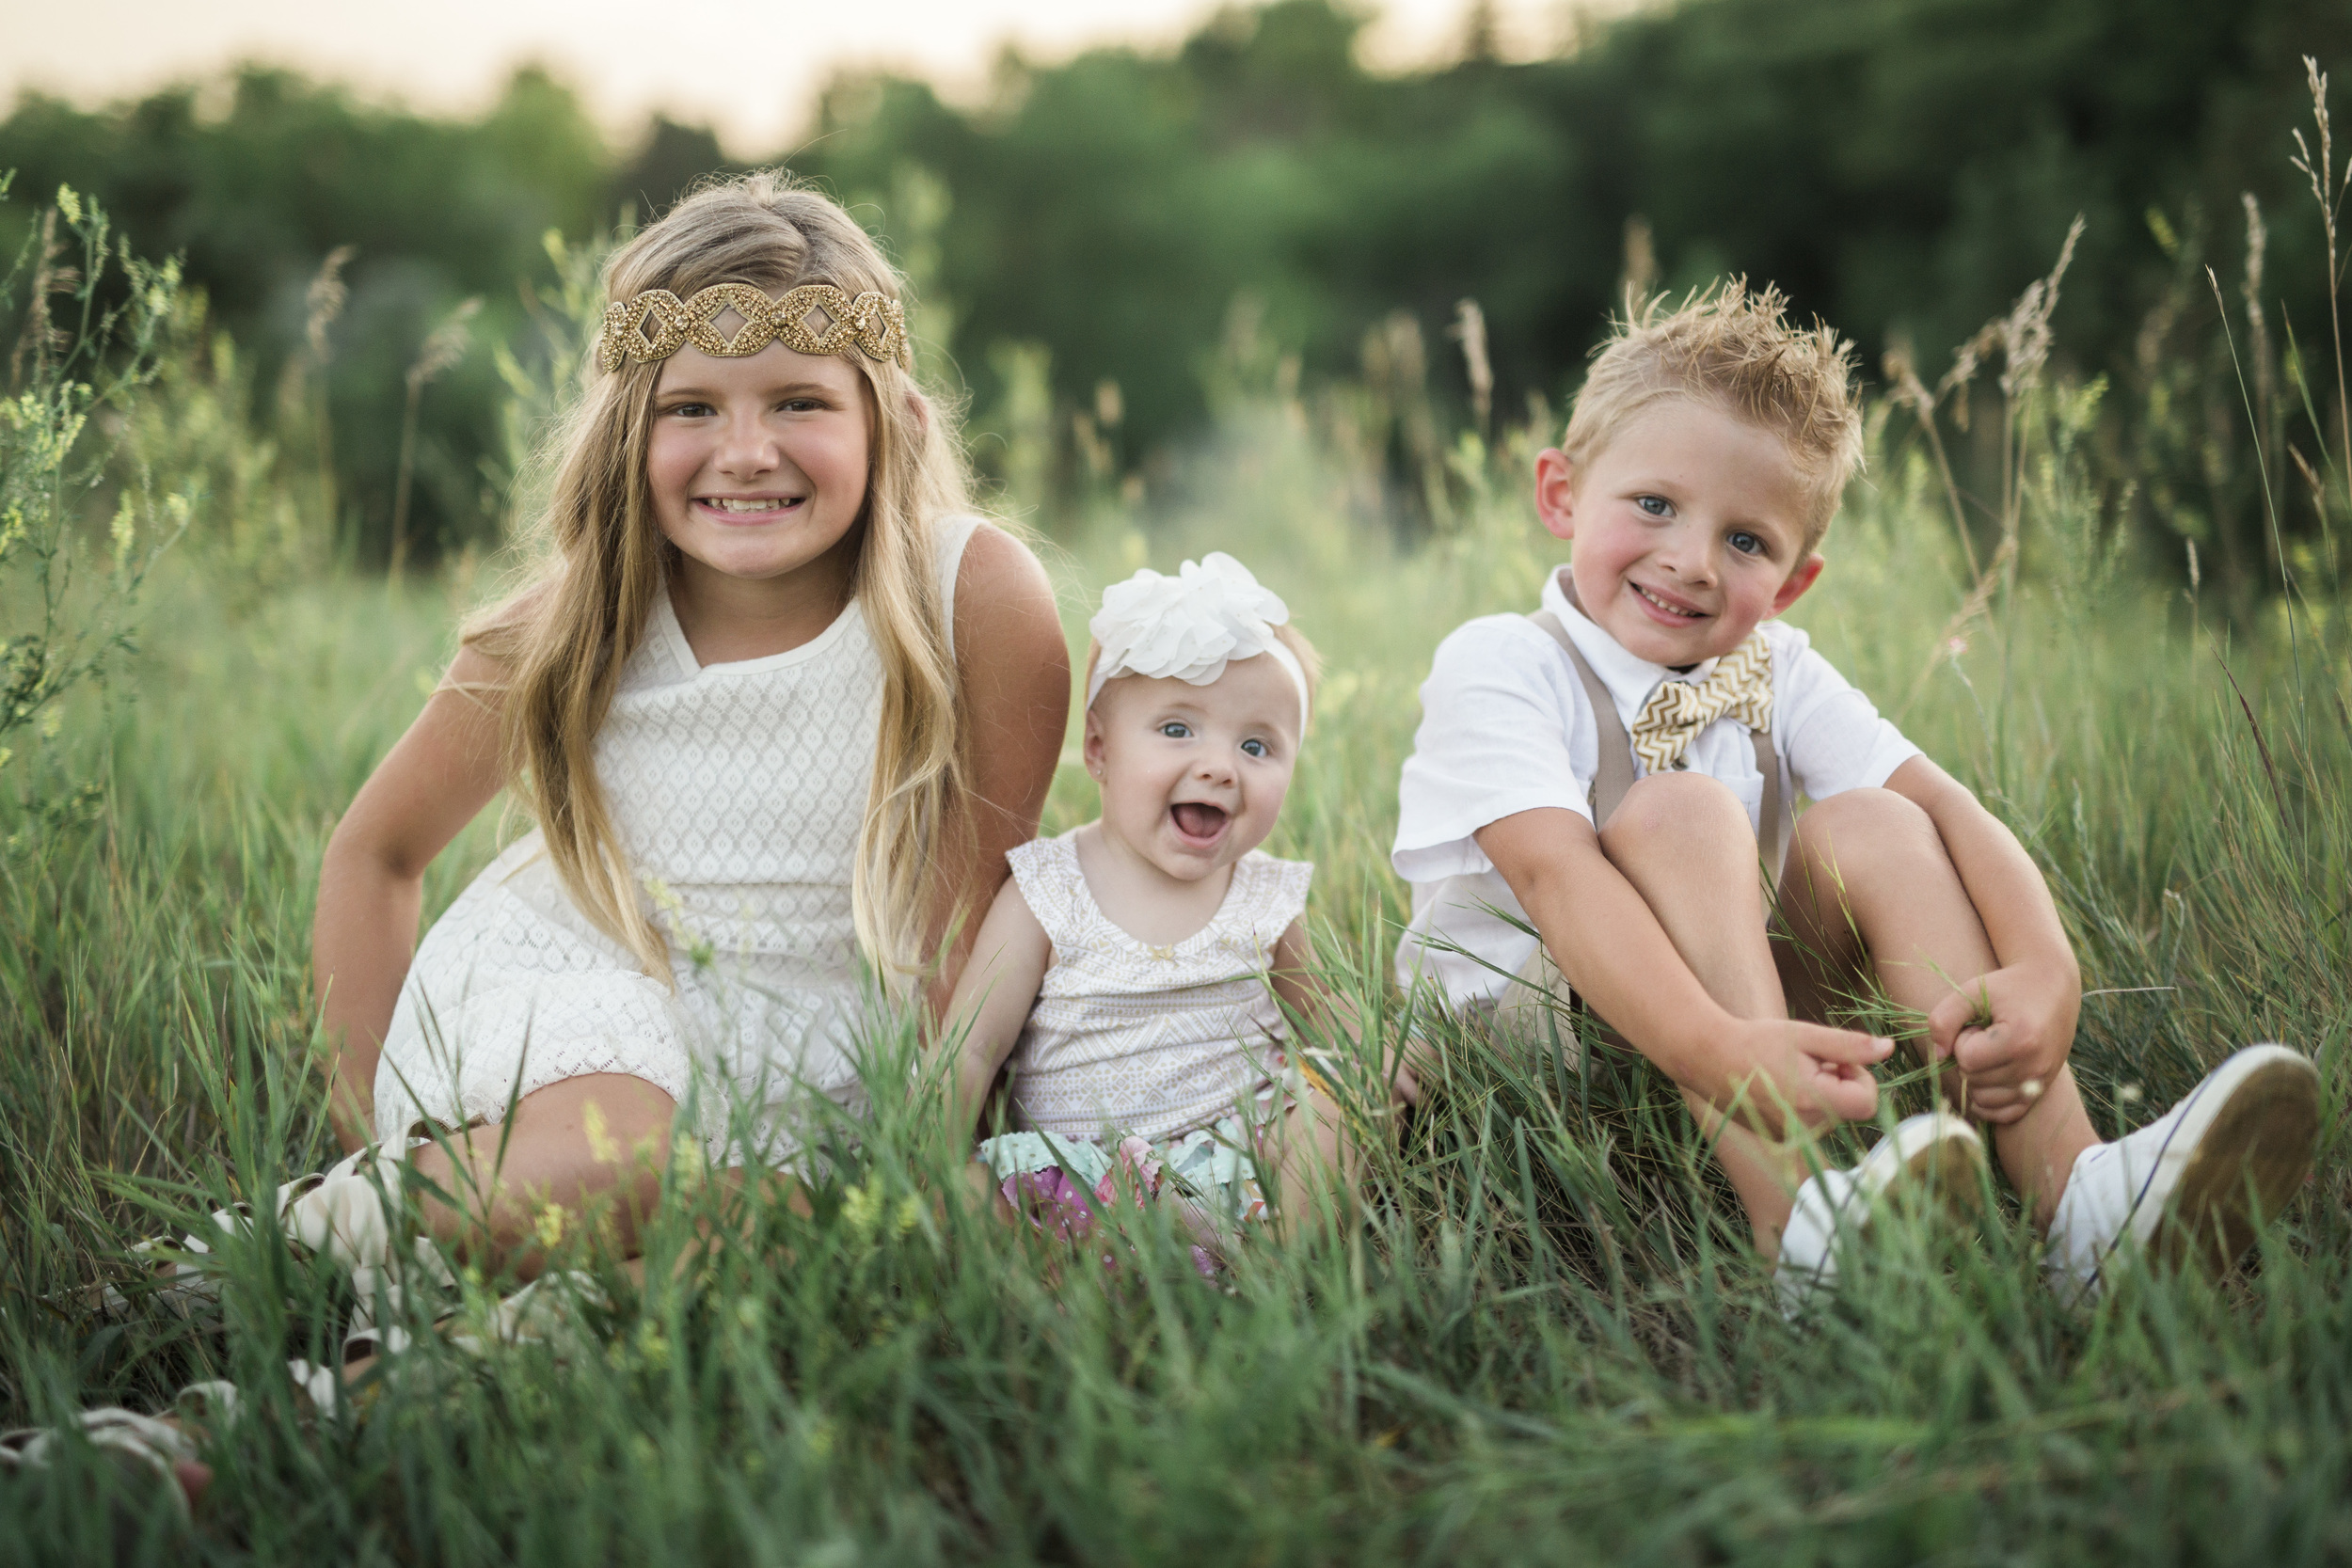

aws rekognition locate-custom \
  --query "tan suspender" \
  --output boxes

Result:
[1526,610,1790,890]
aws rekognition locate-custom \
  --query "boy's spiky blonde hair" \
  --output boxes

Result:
[1563,280,1864,550]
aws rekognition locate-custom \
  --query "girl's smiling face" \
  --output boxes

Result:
[1536,398,1824,667]
[645,335,873,591]
[1083,654,1303,887]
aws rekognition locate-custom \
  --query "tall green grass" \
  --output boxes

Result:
[2,356,2347,1561]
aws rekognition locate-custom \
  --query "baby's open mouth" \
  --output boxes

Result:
[1169,802,1229,842]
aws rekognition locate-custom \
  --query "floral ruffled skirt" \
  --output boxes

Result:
[977,1122,1270,1272]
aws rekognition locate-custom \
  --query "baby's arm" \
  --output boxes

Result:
[1477,807,1891,1135]
[1266,920,1359,1224]
[938,877,1053,1139]
[1269,920,1414,1104]
[312,642,508,1152]
[1882,755,2081,1123]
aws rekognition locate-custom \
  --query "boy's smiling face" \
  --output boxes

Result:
[1535,397,1824,667]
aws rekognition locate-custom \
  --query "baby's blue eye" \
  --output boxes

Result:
[1729,530,1766,557]
[1159,721,1192,739]
[1637,495,1671,516]
[1240,737,1268,758]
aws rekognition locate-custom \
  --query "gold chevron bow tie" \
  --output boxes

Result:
[1629,632,1773,773]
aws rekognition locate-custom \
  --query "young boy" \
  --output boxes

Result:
[1391,284,2321,1307]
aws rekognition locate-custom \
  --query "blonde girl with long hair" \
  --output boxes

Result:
[300,171,1067,1276]
[6,175,1066,1508]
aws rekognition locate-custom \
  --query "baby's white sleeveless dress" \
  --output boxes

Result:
[373,516,979,1166]
[977,832,1313,1227]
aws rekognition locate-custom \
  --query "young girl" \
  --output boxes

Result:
[28,171,1070,1512]
[942,553,1351,1252]
[317,173,1070,1269]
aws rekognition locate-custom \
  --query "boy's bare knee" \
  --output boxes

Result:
[1601,771,1749,861]
[1794,787,1940,879]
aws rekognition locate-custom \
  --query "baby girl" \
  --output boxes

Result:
[941,553,1351,1255]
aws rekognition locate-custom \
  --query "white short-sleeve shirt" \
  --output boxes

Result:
[1391,566,1921,1006]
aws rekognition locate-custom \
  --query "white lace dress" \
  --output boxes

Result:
[373,517,979,1166]
[977,832,1313,1227]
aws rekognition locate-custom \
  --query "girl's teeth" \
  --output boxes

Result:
[707,498,791,513]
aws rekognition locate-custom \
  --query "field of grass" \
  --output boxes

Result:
[4,399,2348,1562]
[4,280,2351,1559]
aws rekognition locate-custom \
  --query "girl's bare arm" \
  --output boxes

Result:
[938,879,1053,1136]
[312,643,508,1151]
[927,523,1070,1017]
[1269,918,1391,1098]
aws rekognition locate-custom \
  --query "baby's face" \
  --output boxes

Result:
[1083,654,1303,886]
[1536,398,1823,667]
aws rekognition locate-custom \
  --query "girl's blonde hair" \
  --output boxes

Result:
[467,171,971,982]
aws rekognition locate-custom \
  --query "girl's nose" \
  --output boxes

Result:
[716,417,780,477]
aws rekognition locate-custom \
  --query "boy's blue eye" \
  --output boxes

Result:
[1637,495,1671,516]
[1240,737,1268,758]
[1729,530,1766,557]
[1159,721,1192,739]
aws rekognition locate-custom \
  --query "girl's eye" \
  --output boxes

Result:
[1240,737,1268,759]
[1158,721,1192,739]
[1729,530,1767,557]
[780,397,825,414]
[1636,495,1671,516]
[667,401,715,420]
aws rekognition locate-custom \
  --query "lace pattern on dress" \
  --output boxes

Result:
[374,516,980,1166]
[1003,833,1313,1144]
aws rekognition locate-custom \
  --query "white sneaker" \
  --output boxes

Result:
[1774,1111,1988,1319]
[2045,1043,2320,1296]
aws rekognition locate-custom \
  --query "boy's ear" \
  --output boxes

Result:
[1772,553,1826,615]
[1534,448,1579,543]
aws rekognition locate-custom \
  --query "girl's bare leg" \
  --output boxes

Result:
[1598,773,1807,1254]
[406,1073,677,1280]
[1265,1083,1356,1241]
[1775,788,2098,1227]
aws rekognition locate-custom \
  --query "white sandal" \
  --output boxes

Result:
[97,1143,451,1336]
[0,1406,205,1521]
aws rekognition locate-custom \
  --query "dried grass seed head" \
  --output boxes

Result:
[1561,279,1864,552]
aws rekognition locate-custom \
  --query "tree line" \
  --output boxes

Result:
[3,0,2345,591]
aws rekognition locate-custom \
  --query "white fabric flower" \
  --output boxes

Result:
[1088,552,1295,706]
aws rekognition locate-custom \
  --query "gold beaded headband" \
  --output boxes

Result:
[596,281,912,374]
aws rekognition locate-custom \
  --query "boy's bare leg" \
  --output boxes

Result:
[1774,789,2098,1227]
[406,1074,676,1279]
[1597,773,1809,1254]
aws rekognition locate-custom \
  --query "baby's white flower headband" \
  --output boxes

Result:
[1086,552,1310,727]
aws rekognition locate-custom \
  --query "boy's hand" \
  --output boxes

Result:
[1715,1020,1894,1135]
[1926,962,2080,1124]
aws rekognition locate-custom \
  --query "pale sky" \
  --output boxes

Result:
[1,0,1639,155]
